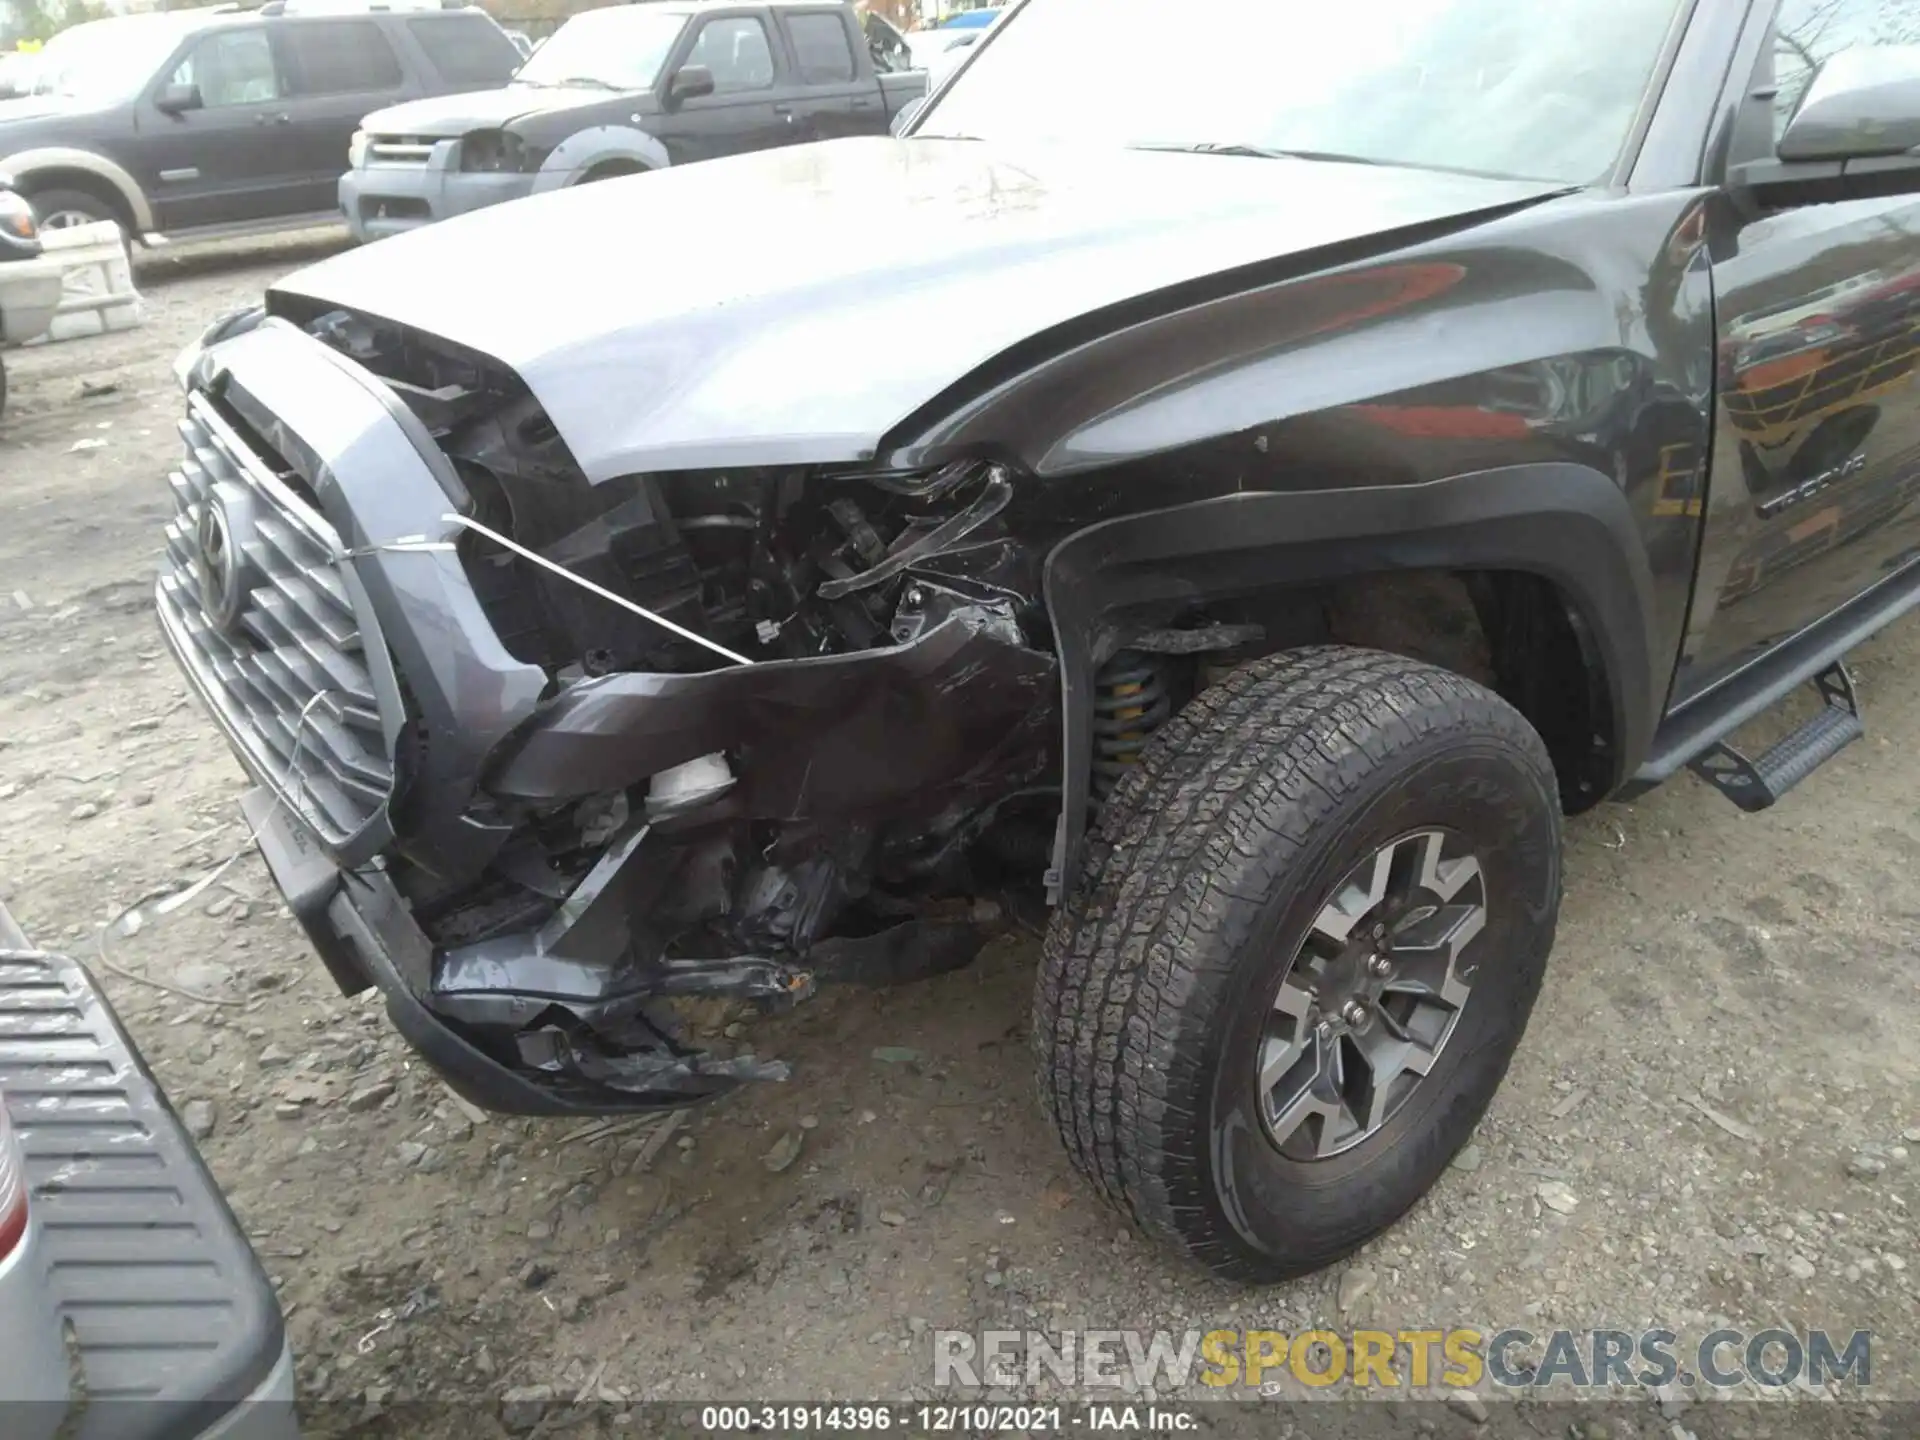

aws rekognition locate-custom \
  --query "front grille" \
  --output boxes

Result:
[360,195,431,222]
[367,136,437,164]
[157,393,394,847]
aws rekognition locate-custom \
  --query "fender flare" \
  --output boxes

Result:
[2,146,152,232]
[529,127,670,193]
[1041,462,1660,900]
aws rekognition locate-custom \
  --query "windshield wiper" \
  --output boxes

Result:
[1130,141,1388,166]
[547,75,625,92]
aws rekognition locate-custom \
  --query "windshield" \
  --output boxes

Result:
[514,7,687,91]
[920,0,1687,184]
[35,16,194,102]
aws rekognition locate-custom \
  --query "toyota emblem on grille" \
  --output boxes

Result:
[194,498,247,634]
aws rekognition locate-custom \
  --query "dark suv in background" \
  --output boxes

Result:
[0,2,521,242]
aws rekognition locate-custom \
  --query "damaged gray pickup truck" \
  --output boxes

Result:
[157,0,1920,1281]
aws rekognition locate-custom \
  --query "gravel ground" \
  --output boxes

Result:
[1,234,1917,1440]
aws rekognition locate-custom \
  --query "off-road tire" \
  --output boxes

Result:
[1034,646,1562,1282]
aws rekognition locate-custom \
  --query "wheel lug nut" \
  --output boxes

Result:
[1341,1000,1368,1026]
[1315,1019,1334,1042]
[1367,953,1392,977]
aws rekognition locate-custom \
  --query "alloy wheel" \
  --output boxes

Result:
[38,208,103,231]
[1255,827,1488,1159]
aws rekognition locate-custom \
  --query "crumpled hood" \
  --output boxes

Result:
[360,83,630,139]
[271,137,1564,482]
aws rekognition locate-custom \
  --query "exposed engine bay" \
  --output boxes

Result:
[310,306,1043,677]
[289,310,1094,1107]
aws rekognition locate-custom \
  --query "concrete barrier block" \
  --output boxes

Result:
[24,221,145,346]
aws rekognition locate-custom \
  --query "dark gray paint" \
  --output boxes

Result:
[271,138,1564,481]
[161,0,1920,1117]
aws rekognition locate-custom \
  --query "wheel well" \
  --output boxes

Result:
[1325,568,1613,810]
[577,159,646,183]
[1122,567,1615,812]
[14,168,137,232]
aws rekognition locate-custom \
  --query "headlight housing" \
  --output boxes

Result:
[0,188,39,244]
[347,128,369,170]
[459,129,532,174]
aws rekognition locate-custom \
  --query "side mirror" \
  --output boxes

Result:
[1780,45,1920,163]
[890,96,925,137]
[155,81,202,116]
[667,65,715,106]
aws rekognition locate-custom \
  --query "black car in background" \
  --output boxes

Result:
[0,2,521,242]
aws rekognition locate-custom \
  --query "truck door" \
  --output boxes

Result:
[140,26,300,231]
[776,9,881,141]
[1675,0,1920,700]
[269,19,410,216]
[656,13,787,164]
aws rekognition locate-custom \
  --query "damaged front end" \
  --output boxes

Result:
[159,309,1060,1114]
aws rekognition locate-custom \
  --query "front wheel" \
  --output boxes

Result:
[26,187,116,233]
[1035,646,1562,1282]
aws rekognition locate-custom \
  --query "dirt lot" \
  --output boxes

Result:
[2,237,1919,1440]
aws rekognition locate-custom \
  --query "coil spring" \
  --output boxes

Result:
[1091,651,1171,804]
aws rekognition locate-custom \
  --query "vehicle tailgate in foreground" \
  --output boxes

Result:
[0,903,297,1440]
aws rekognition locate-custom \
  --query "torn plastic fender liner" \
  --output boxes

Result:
[486,612,1059,818]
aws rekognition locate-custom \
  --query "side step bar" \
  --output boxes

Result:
[1629,558,1920,807]
[1685,662,1863,811]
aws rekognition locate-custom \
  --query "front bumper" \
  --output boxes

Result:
[160,316,1055,1115]
[0,906,297,1438]
[338,150,541,241]
[242,785,712,1115]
